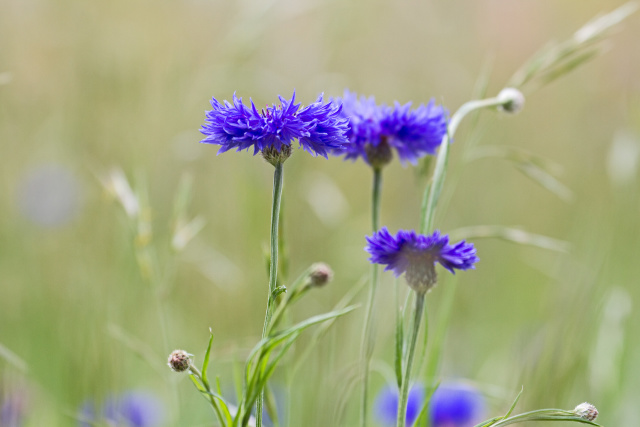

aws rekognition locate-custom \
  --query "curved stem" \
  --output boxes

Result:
[360,167,383,427]
[256,162,284,427]
[397,293,426,427]
[420,97,505,234]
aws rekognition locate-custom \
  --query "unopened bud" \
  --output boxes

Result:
[365,136,393,170]
[497,88,525,114]
[309,263,333,287]
[168,349,192,373]
[573,402,598,421]
[262,144,292,166]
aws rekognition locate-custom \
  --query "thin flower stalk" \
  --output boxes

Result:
[255,162,284,427]
[396,293,426,427]
[360,167,383,427]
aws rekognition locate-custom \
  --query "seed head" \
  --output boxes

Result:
[168,350,192,373]
[497,88,525,114]
[309,263,333,287]
[573,402,598,421]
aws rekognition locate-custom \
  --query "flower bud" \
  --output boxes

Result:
[497,88,525,114]
[261,144,292,166]
[365,136,393,170]
[573,402,598,421]
[309,263,333,287]
[168,350,192,373]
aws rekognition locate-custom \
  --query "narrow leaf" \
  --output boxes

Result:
[503,387,524,419]
[202,330,214,387]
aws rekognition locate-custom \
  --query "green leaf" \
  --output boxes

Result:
[468,145,572,202]
[247,305,358,366]
[272,286,287,300]
[504,387,524,419]
[413,381,440,427]
[202,329,214,388]
[448,226,570,253]
[420,128,451,234]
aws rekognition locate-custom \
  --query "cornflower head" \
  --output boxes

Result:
[334,90,448,169]
[375,385,425,427]
[200,91,350,166]
[365,228,478,293]
[78,392,164,427]
[429,382,486,427]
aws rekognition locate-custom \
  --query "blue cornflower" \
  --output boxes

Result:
[375,385,425,427]
[334,90,448,168]
[200,91,350,165]
[365,228,478,292]
[78,392,164,427]
[429,383,485,427]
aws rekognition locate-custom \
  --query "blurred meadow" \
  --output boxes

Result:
[1,0,640,426]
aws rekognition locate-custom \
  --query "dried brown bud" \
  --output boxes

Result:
[168,349,192,373]
[309,263,333,287]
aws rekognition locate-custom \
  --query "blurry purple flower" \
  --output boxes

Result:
[16,163,81,227]
[200,91,350,159]
[77,400,96,427]
[365,228,478,292]
[78,392,164,427]
[334,90,448,168]
[375,385,424,426]
[429,383,485,427]
[1,392,27,427]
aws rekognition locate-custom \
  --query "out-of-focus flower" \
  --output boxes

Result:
[429,382,485,427]
[308,263,333,287]
[16,163,81,227]
[365,228,478,293]
[79,391,164,427]
[334,90,448,168]
[200,91,350,163]
[0,391,27,427]
[375,385,424,426]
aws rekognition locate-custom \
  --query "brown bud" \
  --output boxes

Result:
[168,349,192,373]
[309,263,333,287]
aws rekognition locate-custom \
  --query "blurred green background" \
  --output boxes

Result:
[1,0,639,426]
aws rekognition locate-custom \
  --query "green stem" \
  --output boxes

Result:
[420,97,506,234]
[190,366,226,427]
[360,167,383,427]
[256,162,284,427]
[397,293,426,427]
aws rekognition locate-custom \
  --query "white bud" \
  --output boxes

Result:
[497,88,525,114]
[573,402,598,421]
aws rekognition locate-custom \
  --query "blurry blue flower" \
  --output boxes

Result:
[365,228,478,292]
[79,391,164,427]
[16,163,81,227]
[200,91,350,160]
[429,383,485,427]
[375,385,424,427]
[1,392,27,427]
[334,90,448,168]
